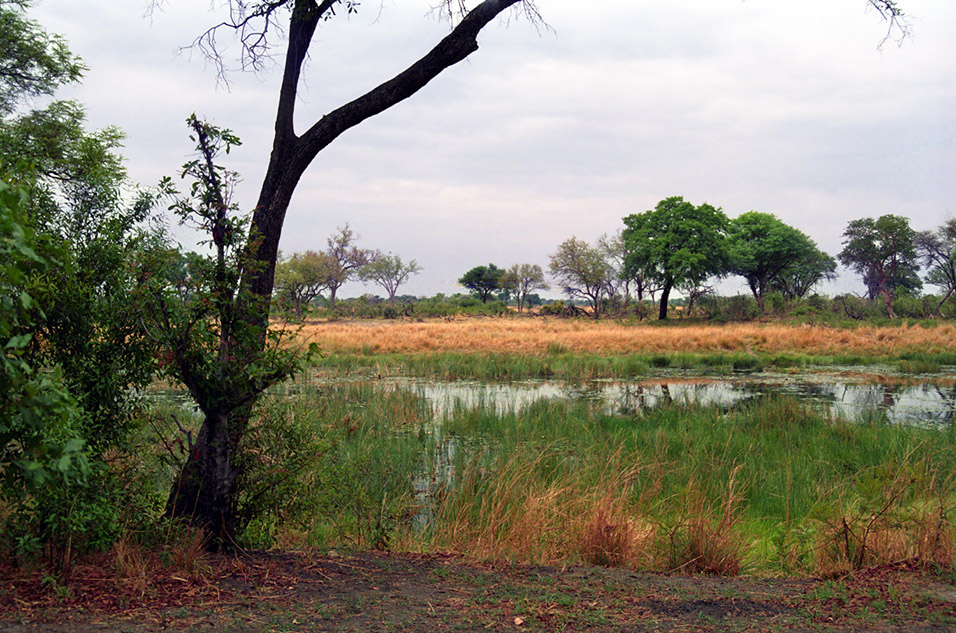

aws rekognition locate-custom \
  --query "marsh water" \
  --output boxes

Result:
[152,368,956,427]
[276,368,956,428]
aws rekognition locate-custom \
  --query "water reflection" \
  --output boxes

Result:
[148,371,956,428]
[380,374,956,427]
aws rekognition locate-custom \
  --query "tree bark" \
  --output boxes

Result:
[167,408,245,546]
[658,280,672,320]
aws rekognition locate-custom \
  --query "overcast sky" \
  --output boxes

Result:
[28,0,956,298]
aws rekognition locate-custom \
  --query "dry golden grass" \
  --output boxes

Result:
[290,318,956,357]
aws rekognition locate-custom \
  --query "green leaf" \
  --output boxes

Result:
[5,333,32,349]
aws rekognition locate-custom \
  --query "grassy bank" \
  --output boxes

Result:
[229,381,956,577]
[295,319,956,380]
[309,349,956,381]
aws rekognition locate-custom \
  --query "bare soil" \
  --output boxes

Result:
[2,551,954,632]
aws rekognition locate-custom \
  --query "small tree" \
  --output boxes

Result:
[549,237,612,318]
[358,252,422,305]
[274,250,332,318]
[459,263,504,303]
[916,218,956,316]
[838,214,918,318]
[500,263,548,312]
[622,196,729,320]
[322,224,378,311]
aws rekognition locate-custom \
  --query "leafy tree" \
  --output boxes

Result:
[727,211,823,312]
[838,214,918,318]
[274,250,332,318]
[358,252,422,305]
[321,224,378,311]
[0,1,167,568]
[499,263,548,312]
[916,218,956,316]
[459,263,504,303]
[549,238,612,318]
[622,196,729,320]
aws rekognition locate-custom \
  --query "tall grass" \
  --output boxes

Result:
[293,318,956,359]
[143,377,956,576]
[426,395,956,575]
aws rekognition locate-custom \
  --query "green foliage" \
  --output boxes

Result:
[622,196,729,319]
[146,116,299,415]
[0,0,84,117]
[839,215,918,315]
[459,263,504,303]
[727,211,833,307]
[0,182,88,497]
[274,250,332,318]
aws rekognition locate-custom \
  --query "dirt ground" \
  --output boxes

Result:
[2,551,955,632]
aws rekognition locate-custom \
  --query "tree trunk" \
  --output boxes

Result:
[658,281,672,320]
[328,284,339,311]
[167,408,245,548]
[881,286,897,318]
[934,287,953,318]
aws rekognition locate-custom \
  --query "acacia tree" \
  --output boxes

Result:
[147,0,909,544]
[500,263,548,312]
[358,252,422,305]
[459,263,504,302]
[549,237,613,318]
[916,218,956,316]
[622,196,729,320]
[838,214,918,318]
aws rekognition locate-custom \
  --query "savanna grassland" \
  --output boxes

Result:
[295,317,956,357]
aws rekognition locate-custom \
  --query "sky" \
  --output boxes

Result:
[27,0,956,299]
